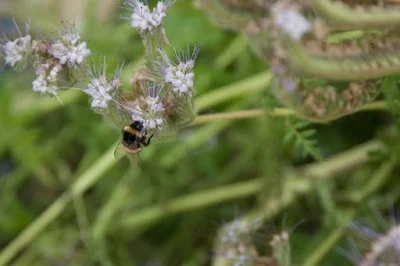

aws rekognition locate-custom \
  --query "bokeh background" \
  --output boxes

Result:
[0,0,396,265]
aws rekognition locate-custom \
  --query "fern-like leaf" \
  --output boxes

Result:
[283,118,323,161]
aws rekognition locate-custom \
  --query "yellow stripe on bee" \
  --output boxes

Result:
[123,126,140,136]
[122,145,141,154]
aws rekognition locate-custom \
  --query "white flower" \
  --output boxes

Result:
[31,63,60,96]
[1,21,32,69]
[124,0,174,33]
[48,64,62,82]
[131,95,166,130]
[145,95,165,113]
[157,46,199,97]
[272,8,311,41]
[84,76,115,109]
[2,35,31,67]
[83,60,123,109]
[50,23,91,67]
[129,83,166,131]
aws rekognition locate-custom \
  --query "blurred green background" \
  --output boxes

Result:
[0,0,397,265]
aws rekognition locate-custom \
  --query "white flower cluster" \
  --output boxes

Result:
[83,61,123,109]
[124,0,173,33]
[2,35,32,67]
[131,85,166,130]
[1,21,92,99]
[50,27,91,67]
[158,46,199,97]
[32,64,62,96]
[272,5,311,41]
[0,22,32,69]
[84,76,115,109]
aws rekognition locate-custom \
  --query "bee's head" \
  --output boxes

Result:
[131,121,144,132]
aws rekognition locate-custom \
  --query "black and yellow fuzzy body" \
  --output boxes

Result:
[121,121,152,154]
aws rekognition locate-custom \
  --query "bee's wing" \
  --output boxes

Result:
[114,141,140,167]
[152,120,178,141]
[126,153,140,167]
[114,141,125,159]
[96,90,134,130]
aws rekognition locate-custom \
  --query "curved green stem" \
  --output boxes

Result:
[285,39,400,80]
[308,0,400,29]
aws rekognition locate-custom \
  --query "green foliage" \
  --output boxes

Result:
[283,118,323,161]
[0,1,399,266]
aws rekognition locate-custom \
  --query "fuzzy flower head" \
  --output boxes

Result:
[0,21,32,70]
[214,216,263,266]
[83,60,123,109]
[130,83,167,131]
[157,45,199,97]
[340,204,400,266]
[123,0,175,33]
[271,4,311,41]
[32,63,62,97]
[50,22,91,67]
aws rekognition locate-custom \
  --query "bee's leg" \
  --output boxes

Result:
[142,134,154,147]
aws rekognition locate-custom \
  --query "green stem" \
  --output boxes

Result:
[117,139,382,232]
[214,34,247,69]
[192,108,294,125]
[308,0,400,29]
[284,38,400,80]
[92,173,138,240]
[195,71,271,111]
[302,161,395,266]
[192,100,387,125]
[301,209,357,266]
[340,161,395,203]
[0,143,119,266]
[117,178,263,232]
[300,140,384,180]
[198,0,257,31]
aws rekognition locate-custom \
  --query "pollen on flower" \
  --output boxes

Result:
[0,21,32,69]
[157,45,199,97]
[123,0,175,33]
[272,7,311,41]
[50,23,91,67]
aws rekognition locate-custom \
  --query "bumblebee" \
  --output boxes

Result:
[114,120,153,165]
[121,121,153,154]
